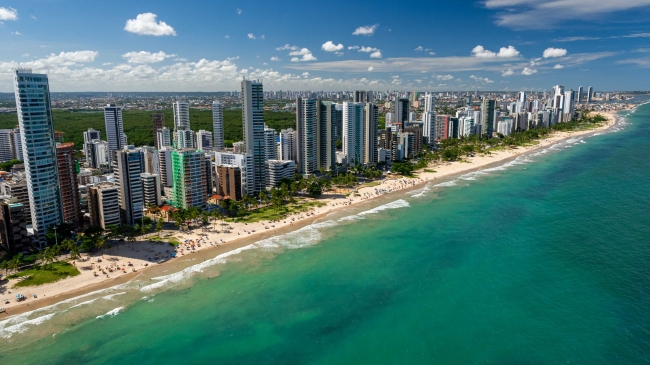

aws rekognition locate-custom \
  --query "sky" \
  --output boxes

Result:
[1,0,650,92]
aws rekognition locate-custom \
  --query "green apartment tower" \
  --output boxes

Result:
[171,149,209,209]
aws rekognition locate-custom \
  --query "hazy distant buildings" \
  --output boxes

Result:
[13,69,63,246]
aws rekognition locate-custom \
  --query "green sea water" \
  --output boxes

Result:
[1,104,649,364]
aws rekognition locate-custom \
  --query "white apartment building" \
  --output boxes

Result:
[342,102,365,165]
[212,101,224,151]
[173,101,190,130]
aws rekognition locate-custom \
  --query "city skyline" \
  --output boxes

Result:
[0,0,650,92]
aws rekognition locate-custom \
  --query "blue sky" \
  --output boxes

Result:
[1,0,650,92]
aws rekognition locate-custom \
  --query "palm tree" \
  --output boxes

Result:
[8,254,23,274]
[0,260,9,276]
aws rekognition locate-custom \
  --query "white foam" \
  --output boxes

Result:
[566,138,580,143]
[434,180,457,187]
[0,313,56,338]
[69,298,100,309]
[96,307,123,319]
[140,220,340,293]
[358,199,410,216]
[101,292,126,301]
[411,182,432,198]
[483,166,507,172]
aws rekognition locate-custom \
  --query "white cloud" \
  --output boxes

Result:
[543,47,568,58]
[277,44,299,51]
[247,33,256,39]
[290,48,317,62]
[485,0,650,30]
[348,46,360,50]
[429,52,436,55]
[436,74,454,80]
[623,32,650,38]
[368,66,374,71]
[322,41,344,52]
[415,46,423,51]
[236,8,242,15]
[21,53,29,57]
[370,51,382,59]
[124,13,176,36]
[225,35,230,39]
[501,69,515,76]
[270,57,280,61]
[555,36,600,42]
[521,67,537,75]
[11,31,21,36]
[302,72,309,77]
[30,14,37,20]
[122,51,176,64]
[553,64,564,69]
[0,7,18,21]
[472,45,520,58]
[470,75,494,83]
[359,46,379,53]
[260,35,265,39]
[352,24,378,36]
[102,62,112,66]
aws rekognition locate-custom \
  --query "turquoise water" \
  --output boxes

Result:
[1,105,650,364]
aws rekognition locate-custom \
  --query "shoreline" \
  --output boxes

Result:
[0,110,626,317]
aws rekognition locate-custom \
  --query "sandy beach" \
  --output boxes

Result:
[0,111,623,316]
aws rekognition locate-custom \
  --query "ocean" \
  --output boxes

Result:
[1,103,649,364]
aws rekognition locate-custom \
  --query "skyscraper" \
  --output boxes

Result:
[11,127,23,161]
[422,93,435,145]
[396,98,410,127]
[279,128,297,162]
[316,101,340,171]
[158,147,173,188]
[587,86,593,103]
[171,149,208,209]
[212,101,224,151]
[85,140,109,169]
[296,97,317,175]
[173,102,190,130]
[364,103,378,164]
[264,126,278,162]
[13,69,63,246]
[342,102,365,165]
[88,183,121,229]
[152,113,165,149]
[174,129,195,149]
[196,130,213,152]
[241,79,266,193]
[577,86,583,104]
[55,142,81,228]
[156,127,172,149]
[0,129,13,162]
[481,99,496,138]
[104,104,126,162]
[114,146,144,226]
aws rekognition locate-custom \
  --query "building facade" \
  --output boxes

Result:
[56,142,81,228]
[104,104,126,162]
[171,149,209,209]
[114,147,144,226]
[241,79,266,193]
[212,101,224,151]
[296,97,317,175]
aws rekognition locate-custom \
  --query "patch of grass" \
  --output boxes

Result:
[423,169,437,173]
[167,237,180,246]
[360,181,381,188]
[7,262,80,288]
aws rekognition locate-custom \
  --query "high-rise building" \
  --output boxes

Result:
[279,128,297,162]
[316,101,340,171]
[215,151,253,198]
[563,90,575,123]
[158,147,173,188]
[0,129,13,162]
[0,199,31,253]
[141,173,162,207]
[13,69,63,246]
[266,160,296,188]
[342,102,365,165]
[404,125,423,156]
[152,113,165,149]
[577,86,583,104]
[11,127,23,161]
[396,98,410,127]
[296,97,317,175]
[83,128,101,158]
[241,79,266,193]
[88,182,121,229]
[141,146,159,175]
[364,103,378,164]
[55,142,81,228]
[1,179,31,225]
[264,126,278,162]
[173,101,190,130]
[196,130,213,152]
[104,104,126,162]
[114,146,144,226]
[212,101,224,151]
[171,149,209,209]
[174,129,195,149]
[435,115,450,140]
[354,91,371,103]
[85,140,109,169]
[157,127,172,149]
[481,99,496,138]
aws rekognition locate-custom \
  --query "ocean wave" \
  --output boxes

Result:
[434,180,458,187]
[96,307,123,319]
[140,220,340,293]
[69,298,101,309]
[483,166,507,172]
[102,292,126,301]
[0,313,56,338]
[411,182,432,198]
[358,199,411,216]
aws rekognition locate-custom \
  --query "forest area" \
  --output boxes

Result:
[0,109,297,149]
